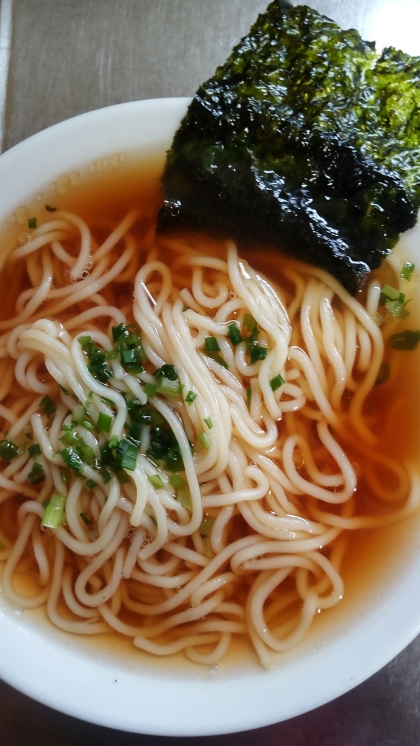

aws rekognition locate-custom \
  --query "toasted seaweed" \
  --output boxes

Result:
[157,0,420,294]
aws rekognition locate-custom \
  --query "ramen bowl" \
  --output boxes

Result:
[1,98,420,737]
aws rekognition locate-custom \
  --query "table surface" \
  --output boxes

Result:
[1,1,420,743]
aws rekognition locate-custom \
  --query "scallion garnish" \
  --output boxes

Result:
[169,474,186,489]
[144,383,157,398]
[401,262,415,281]
[108,435,119,449]
[185,390,197,405]
[96,412,113,433]
[85,479,97,490]
[203,417,213,429]
[40,395,56,418]
[28,217,36,229]
[45,204,56,212]
[385,298,411,319]
[243,314,257,331]
[204,336,220,352]
[101,468,112,485]
[61,447,83,472]
[41,494,66,529]
[127,420,141,446]
[389,329,420,350]
[78,336,113,383]
[28,462,45,485]
[154,364,179,381]
[0,439,20,462]
[80,512,91,525]
[148,474,165,489]
[375,361,390,385]
[227,324,242,346]
[177,488,192,512]
[250,344,268,364]
[199,516,214,536]
[198,432,211,449]
[381,285,405,303]
[246,388,252,406]
[59,430,78,448]
[115,439,139,471]
[157,377,182,398]
[270,374,285,391]
[204,337,228,368]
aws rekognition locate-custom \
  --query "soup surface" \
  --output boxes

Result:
[0,155,419,672]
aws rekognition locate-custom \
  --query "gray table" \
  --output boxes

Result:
[1,1,420,743]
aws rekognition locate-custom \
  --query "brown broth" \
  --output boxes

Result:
[1,154,420,674]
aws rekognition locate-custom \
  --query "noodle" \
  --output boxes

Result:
[0,196,418,670]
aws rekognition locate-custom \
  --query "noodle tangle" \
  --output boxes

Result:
[0,204,417,669]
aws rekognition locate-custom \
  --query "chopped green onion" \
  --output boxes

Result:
[389,329,420,350]
[0,439,20,462]
[127,420,141,446]
[105,347,119,360]
[41,494,66,529]
[144,383,157,398]
[243,314,257,331]
[97,412,113,433]
[59,385,69,395]
[198,432,211,449]
[112,324,127,342]
[59,431,78,447]
[177,488,192,512]
[45,204,56,212]
[101,468,112,485]
[154,364,179,382]
[246,388,252,406]
[115,468,130,484]
[80,419,95,431]
[375,361,390,385]
[78,335,91,349]
[381,285,405,303]
[204,336,220,352]
[40,395,56,418]
[28,217,36,229]
[203,417,213,429]
[72,405,85,422]
[250,344,268,364]
[270,374,285,391]
[85,479,97,490]
[401,262,415,281]
[61,447,83,472]
[199,516,214,536]
[227,324,242,346]
[78,336,113,383]
[185,390,197,405]
[385,298,411,319]
[157,377,182,397]
[148,474,165,489]
[42,498,50,508]
[169,474,186,489]
[182,304,189,312]
[80,512,91,525]
[28,462,45,485]
[115,439,139,471]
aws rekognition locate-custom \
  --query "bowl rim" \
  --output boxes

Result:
[1,97,420,737]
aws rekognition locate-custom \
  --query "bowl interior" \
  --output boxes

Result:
[1,98,420,736]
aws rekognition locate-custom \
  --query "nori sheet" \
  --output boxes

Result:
[157,0,420,294]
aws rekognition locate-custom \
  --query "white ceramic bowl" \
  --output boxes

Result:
[1,98,420,737]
